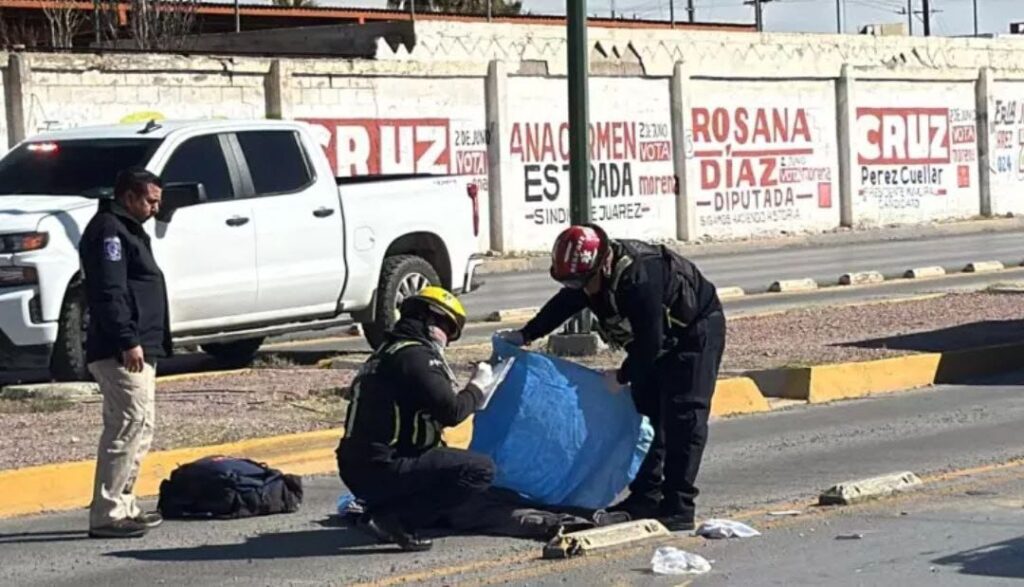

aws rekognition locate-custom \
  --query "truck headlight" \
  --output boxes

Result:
[0,266,38,286]
[0,232,48,254]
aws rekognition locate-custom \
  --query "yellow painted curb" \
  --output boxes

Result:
[747,341,1024,404]
[711,377,771,417]
[0,429,340,519]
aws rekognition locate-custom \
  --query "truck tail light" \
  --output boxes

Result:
[467,183,480,237]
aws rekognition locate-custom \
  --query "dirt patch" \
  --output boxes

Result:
[5,292,1024,470]
[0,369,351,471]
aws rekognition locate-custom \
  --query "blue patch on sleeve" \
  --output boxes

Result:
[103,236,122,262]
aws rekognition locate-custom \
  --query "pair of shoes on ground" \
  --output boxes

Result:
[608,496,696,532]
[357,513,433,552]
[88,511,163,539]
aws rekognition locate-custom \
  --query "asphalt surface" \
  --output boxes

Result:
[3,372,1024,585]
[464,229,1024,320]
[248,267,1024,357]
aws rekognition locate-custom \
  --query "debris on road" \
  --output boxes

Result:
[650,546,712,575]
[768,510,803,517]
[835,533,865,540]
[695,519,761,539]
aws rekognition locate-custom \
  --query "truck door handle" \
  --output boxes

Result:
[225,216,250,227]
[313,207,335,218]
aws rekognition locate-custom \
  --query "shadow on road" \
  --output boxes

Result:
[933,536,1024,579]
[0,530,89,545]
[106,520,398,561]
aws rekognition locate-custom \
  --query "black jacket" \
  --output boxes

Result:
[79,199,172,365]
[337,317,483,463]
[522,239,721,394]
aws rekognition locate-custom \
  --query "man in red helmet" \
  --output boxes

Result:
[499,224,724,532]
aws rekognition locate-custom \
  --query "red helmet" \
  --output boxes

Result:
[550,224,610,288]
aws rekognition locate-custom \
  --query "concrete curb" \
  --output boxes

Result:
[717,286,746,300]
[486,307,540,323]
[769,278,819,293]
[838,271,884,286]
[819,471,923,505]
[904,266,946,279]
[747,340,1024,403]
[964,260,1005,273]
[711,377,771,417]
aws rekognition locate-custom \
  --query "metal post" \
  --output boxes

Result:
[670,0,675,28]
[234,0,240,33]
[754,0,763,32]
[835,0,842,33]
[686,0,694,23]
[487,0,492,21]
[611,0,615,19]
[567,0,592,335]
[907,0,913,35]
[972,0,978,36]
[922,0,930,36]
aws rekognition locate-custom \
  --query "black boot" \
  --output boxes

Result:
[658,499,696,532]
[369,513,433,552]
[607,494,662,520]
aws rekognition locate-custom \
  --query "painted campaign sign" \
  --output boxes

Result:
[299,117,488,178]
[505,77,676,252]
[987,82,1024,215]
[686,80,840,238]
[853,82,979,225]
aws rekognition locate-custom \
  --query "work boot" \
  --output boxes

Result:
[368,514,434,552]
[658,500,696,533]
[593,509,631,526]
[133,511,163,529]
[88,518,148,539]
[608,494,661,520]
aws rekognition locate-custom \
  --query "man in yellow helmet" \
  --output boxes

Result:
[336,286,503,551]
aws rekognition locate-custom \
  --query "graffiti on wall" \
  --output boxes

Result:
[509,119,675,227]
[855,106,977,210]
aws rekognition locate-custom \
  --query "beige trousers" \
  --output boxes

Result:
[88,359,156,528]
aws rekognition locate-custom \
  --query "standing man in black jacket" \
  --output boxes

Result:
[499,224,724,532]
[337,286,507,552]
[80,168,170,539]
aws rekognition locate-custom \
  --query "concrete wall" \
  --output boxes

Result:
[5,23,1024,252]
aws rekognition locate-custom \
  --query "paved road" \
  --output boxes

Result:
[3,372,1023,585]
[250,267,1024,357]
[463,229,1024,320]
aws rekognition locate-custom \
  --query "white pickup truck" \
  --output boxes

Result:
[0,119,483,380]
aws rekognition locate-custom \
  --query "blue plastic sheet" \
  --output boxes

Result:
[468,336,653,510]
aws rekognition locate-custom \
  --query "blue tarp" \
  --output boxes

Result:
[468,336,653,510]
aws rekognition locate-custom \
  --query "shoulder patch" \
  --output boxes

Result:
[103,236,122,262]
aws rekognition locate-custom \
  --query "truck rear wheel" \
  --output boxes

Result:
[51,286,90,382]
[201,338,265,367]
[362,255,440,349]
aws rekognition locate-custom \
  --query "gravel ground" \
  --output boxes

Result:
[4,292,1024,471]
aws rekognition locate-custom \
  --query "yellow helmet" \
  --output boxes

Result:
[401,285,467,341]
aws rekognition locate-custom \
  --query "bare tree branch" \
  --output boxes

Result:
[42,0,86,48]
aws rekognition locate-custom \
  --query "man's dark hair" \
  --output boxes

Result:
[114,167,163,199]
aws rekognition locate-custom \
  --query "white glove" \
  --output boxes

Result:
[470,358,516,410]
[496,329,526,347]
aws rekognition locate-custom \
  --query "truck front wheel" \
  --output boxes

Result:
[362,255,440,349]
[201,338,265,368]
[51,286,90,382]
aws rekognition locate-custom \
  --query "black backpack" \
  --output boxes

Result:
[157,456,304,519]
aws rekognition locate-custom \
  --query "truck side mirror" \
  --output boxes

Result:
[157,182,207,223]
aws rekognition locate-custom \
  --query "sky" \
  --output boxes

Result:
[333,0,1024,37]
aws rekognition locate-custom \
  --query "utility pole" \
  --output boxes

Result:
[744,0,772,32]
[234,0,240,33]
[552,0,599,350]
[922,0,930,36]
[670,0,675,28]
[687,0,695,23]
[907,0,913,35]
[972,0,979,36]
[611,0,615,18]
[835,0,842,33]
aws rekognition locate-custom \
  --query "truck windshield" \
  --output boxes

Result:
[0,138,161,197]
